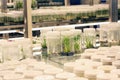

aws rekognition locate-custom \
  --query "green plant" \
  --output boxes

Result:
[62,36,71,53]
[15,1,23,10]
[74,42,80,52]
[73,35,80,41]
[85,36,94,48]
[33,40,36,44]
[73,35,81,53]
[41,38,47,48]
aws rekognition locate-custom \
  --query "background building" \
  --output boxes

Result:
[1,0,120,9]
[37,0,120,7]
[7,0,14,7]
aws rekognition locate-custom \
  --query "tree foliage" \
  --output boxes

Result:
[15,1,23,10]
[15,0,37,10]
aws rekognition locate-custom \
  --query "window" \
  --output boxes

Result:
[100,0,106,4]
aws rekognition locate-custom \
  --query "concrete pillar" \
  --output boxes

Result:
[109,0,118,22]
[1,0,7,13]
[23,0,32,40]
[64,0,70,6]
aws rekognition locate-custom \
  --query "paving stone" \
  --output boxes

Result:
[73,65,92,77]
[44,68,63,75]
[97,73,118,80]
[98,47,110,51]
[75,59,92,65]
[0,77,3,80]
[84,69,103,80]
[112,60,120,69]
[34,64,56,71]
[84,49,97,53]
[91,55,106,62]
[24,70,43,79]
[101,57,114,65]
[111,69,120,78]
[67,77,88,80]
[97,65,116,73]
[64,62,76,72]
[85,61,102,69]
[115,54,120,60]
[106,53,116,59]
[15,64,28,74]
[20,58,37,64]
[19,79,33,80]
[3,60,20,66]
[34,75,54,80]
[3,74,24,80]
[0,70,15,77]
[111,77,120,80]
[80,53,95,59]
[56,72,76,80]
